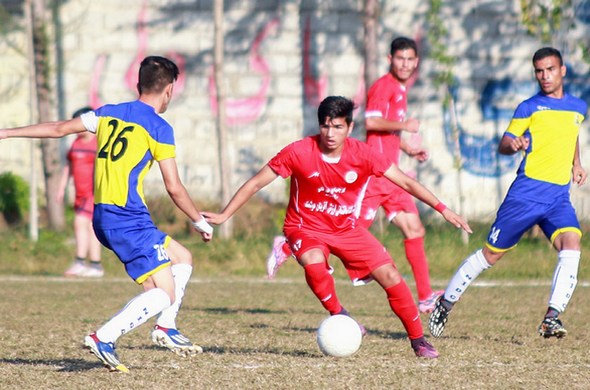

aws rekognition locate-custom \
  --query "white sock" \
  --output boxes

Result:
[96,288,171,343]
[444,249,492,303]
[548,250,580,313]
[156,264,193,329]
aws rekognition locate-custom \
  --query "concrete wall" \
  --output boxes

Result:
[1,0,589,222]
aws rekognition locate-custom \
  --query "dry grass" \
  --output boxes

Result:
[0,276,588,389]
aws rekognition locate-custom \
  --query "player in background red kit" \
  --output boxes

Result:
[205,96,472,359]
[57,107,104,278]
[267,37,442,315]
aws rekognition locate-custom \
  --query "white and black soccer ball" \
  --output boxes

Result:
[316,314,362,357]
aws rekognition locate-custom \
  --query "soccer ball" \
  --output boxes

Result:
[316,314,362,357]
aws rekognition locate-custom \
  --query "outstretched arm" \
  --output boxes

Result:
[0,117,86,140]
[382,163,471,233]
[159,157,213,242]
[204,164,279,225]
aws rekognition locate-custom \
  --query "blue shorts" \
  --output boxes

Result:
[486,195,581,252]
[94,225,172,284]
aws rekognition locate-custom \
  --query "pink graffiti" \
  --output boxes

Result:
[88,54,107,109]
[88,1,186,107]
[208,18,279,126]
[124,0,186,97]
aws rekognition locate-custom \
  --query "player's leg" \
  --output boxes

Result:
[151,238,203,355]
[84,227,174,371]
[537,202,581,338]
[287,229,344,315]
[332,228,437,358]
[429,196,538,337]
[391,209,442,312]
[64,212,91,276]
[371,263,438,358]
[79,212,104,277]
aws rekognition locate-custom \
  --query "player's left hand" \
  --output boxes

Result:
[407,147,429,162]
[572,165,587,186]
[202,212,227,225]
[441,209,472,234]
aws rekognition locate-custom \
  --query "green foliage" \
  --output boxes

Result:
[520,0,574,44]
[426,0,456,89]
[0,172,30,225]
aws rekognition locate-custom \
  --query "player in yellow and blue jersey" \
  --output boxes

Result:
[0,56,213,372]
[429,47,587,340]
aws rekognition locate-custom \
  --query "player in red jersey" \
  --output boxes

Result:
[57,107,104,277]
[205,96,471,359]
[362,36,441,313]
[267,37,442,315]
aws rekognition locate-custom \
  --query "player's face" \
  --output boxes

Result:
[534,55,566,98]
[388,49,419,83]
[318,116,353,156]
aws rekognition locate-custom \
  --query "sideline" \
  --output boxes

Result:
[0,274,588,287]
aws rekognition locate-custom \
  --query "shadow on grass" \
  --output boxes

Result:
[0,357,111,372]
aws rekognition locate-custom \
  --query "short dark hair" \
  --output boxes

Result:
[71,106,93,119]
[390,37,418,56]
[533,47,563,66]
[317,96,355,125]
[137,56,179,95]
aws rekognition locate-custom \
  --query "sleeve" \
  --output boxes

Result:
[152,123,176,161]
[267,143,296,178]
[365,81,389,119]
[505,101,532,138]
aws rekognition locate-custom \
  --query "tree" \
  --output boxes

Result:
[29,0,65,231]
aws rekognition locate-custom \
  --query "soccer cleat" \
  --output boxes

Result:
[151,325,203,356]
[412,339,439,359]
[418,290,445,314]
[266,236,290,279]
[64,262,88,277]
[79,266,105,278]
[538,317,567,339]
[428,297,452,338]
[84,333,128,373]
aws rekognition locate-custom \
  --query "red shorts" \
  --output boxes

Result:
[284,226,394,283]
[358,176,418,228]
[74,194,94,219]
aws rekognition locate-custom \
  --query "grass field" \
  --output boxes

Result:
[1,201,590,389]
[0,275,589,389]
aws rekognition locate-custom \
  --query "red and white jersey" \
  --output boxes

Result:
[365,73,407,164]
[268,135,392,233]
[67,135,97,198]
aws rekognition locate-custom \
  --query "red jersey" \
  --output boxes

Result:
[268,135,392,233]
[67,135,97,198]
[365,72,407,164]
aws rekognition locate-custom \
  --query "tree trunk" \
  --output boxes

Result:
[363,0,379,88]
[31,0,65,231]
[214,0,233,238]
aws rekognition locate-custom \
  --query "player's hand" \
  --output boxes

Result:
[402,118,420,133]
[407,147,429,162]
[191,218,213,242]
[202,212,228,225]
[509,136,529,152]
[441,208,472,234]
[573,165,587,186]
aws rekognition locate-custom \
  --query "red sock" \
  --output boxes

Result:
[404,237,432,301]
[384,281,423,340]
[304,263,342,315]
